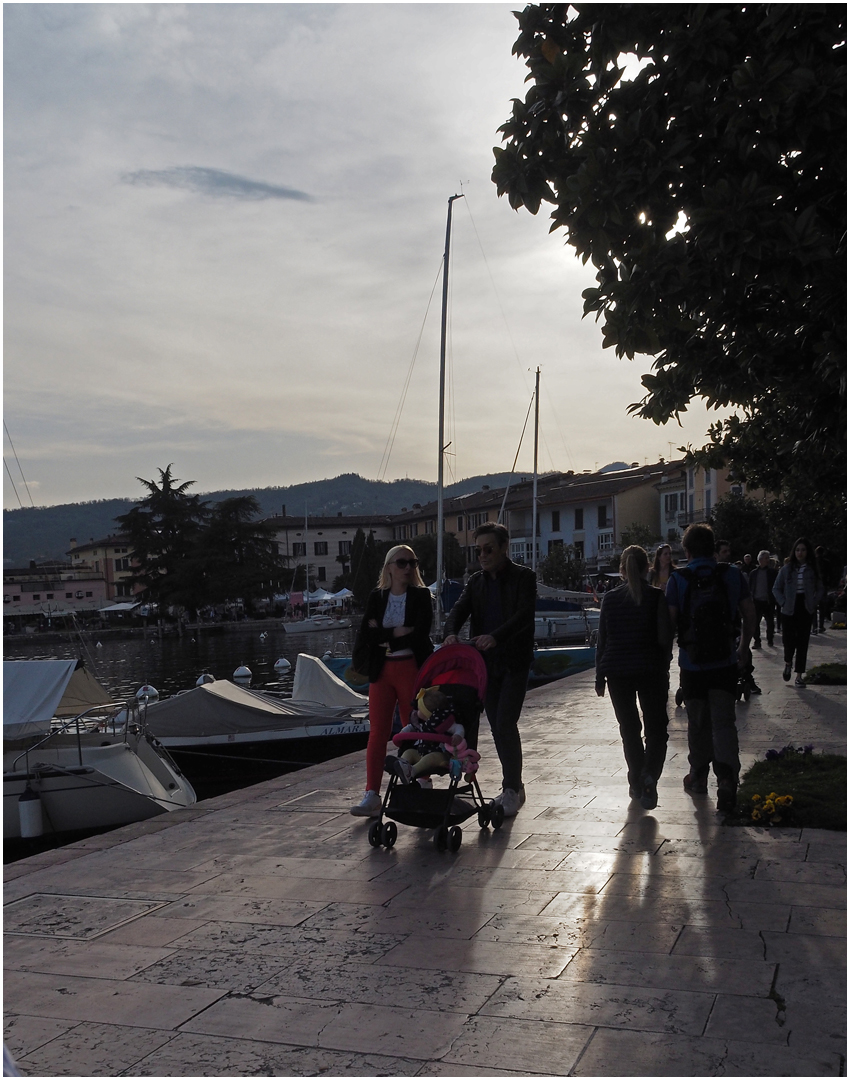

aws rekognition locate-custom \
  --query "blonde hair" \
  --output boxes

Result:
[377,545,426,589]
[620,545,649,604]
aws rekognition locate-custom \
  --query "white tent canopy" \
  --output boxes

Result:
[98,603,140,613]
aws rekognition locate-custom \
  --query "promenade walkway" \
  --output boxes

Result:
[4,631,846,1077]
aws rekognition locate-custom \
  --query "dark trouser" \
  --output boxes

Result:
[783,595,813,672]
[606,672,669,790]
[681,665,739,786]
[482,662,527,792]
[753,599,775,644]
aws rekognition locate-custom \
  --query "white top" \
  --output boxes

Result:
[796,566,807,594]
[383,591,413,657]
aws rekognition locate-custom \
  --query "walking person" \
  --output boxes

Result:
[647,543,677,590]
[749,550,778,648]
[667,524,755,813]
[349,546,433,817]
[595,546,673,810]
[443,522,536,817]
[772,538,824,688]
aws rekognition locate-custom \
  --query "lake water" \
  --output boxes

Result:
[4,622,358,701]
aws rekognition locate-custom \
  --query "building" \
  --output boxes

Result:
[266,512,395,586]
[67,536,139,602]
[3,560,108,619]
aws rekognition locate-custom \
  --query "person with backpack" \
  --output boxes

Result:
[666,523,755,813]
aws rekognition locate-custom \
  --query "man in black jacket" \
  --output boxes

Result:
[443,522,537,816]
[749,550,778,648]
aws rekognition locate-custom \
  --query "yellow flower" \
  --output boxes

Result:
[764,801,775,814]
[785,795,793,805]
[752,794,762,803]
[752,809,762,820]
[768,792,778,800]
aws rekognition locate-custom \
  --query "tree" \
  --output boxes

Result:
[709,492,771,561]
[409,532,467,584]
[493,5,846,508]
[619,522,661,550]
[538,542,586,590]
[115,465,208,610]
[348,528,387,609]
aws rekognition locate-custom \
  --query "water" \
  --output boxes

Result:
[4,623,357,701]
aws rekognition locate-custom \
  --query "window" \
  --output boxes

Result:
[598,505,608,528]
[292,542,306,557]
[116,583,132,598]
[410,523,418,537]
[426,520,435,534]
[457,516,464,532]
[316,567,326,582]
[314,542,328,556]
[551,510,560,533]
[46,593,54,599]
[547,539,563,553]
[85,591,93,598]
[13,595,20,602]
[115,558,130,572]
[704,491,712,514]
[32,594,40,600]
[66,592,73,599]
[575,508,584,530]
[338,540,352,555]
[574,540,584,558]
[94,561,100,572]
[598,531,614,554]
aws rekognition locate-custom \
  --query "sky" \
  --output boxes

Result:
[4,3,729,510]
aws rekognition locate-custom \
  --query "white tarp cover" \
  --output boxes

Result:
[98,603,140,613]
[3,660,115,739]
[291,654,368,708]
[142,678,367,740]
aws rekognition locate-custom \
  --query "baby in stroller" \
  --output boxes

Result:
[385,686,479,785]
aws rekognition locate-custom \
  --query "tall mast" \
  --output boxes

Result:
[304,505,309,619]
[436,193,464,634]
[532,367,540,574]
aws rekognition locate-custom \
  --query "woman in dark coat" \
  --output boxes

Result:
[596,545,673,810]
[349,545,433,817]
[772,537,824,687]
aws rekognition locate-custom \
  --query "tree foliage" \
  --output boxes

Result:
[710,492,771,561]
[538,542,586,590]
[619,521,661,550]
[493,4,846,506]
[409,532,467,584]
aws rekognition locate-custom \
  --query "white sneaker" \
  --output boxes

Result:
[416,777,433,790]
[496,787,524,817]
[350,790,382,817]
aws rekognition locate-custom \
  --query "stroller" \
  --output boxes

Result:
[366,644,505,852]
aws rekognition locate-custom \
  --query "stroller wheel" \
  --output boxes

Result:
[434,825,449,852]
[381,821,397,848]
[477,807,491,829]
[492,804,505,830]
[367,821,383,848]
[448,826,462,852]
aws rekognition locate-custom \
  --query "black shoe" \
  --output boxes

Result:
[767,639,775,647]
[795,675,807,688]
[752,640,762,649]
[683,773,708,795]
[749,682,762,695]
[640,778,658,811]
[716,781,736,814]
[628,786,641,799]
[783,664,792,682]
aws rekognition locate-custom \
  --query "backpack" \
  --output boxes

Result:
[677,564,734,664]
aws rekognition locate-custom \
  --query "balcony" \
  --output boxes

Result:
[598,530,614,554]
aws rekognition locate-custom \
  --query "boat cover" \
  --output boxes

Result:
[292,654,367,707]
[3,660,115,739]
[143,679,367,739]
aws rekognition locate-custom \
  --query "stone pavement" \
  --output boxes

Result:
[4,630,846,1077]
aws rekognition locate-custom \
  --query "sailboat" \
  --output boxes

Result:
[282,509,351,633]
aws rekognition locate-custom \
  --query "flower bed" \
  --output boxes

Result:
[734,746,846,830]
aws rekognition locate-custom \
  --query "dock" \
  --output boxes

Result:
[4,632,846,1077]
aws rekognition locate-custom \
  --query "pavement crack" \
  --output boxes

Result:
[768,965,786,1027]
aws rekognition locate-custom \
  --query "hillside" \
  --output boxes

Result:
[3,472,519,566]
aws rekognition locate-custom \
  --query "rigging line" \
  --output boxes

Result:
[542,378,575,471]
[498,391,535,524]
[4,457,24,509]
[376,259,443,482]
[461,196,532,398]
[4,422,35,506]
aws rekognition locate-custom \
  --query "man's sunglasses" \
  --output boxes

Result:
[394,558,419,569]
[475,544,497,556]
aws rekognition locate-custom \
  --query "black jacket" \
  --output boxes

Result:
[352,586,433,683]
[595,581,672,681]
[443,558,537,671]
[748,564,778,604]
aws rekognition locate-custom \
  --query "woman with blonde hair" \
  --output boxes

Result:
[349,545,433,816]
[595,545,673,810]
[648,543,676,589]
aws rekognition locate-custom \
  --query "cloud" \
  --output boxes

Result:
[122,166,313,202]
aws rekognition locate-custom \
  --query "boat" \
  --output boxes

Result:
[138,654,369,788]
[534,609,600,644]
[4,659,196,840]
[283,614,352,634]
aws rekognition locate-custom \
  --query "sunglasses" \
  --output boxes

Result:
[475,544,497,556]
[393,558,419,569]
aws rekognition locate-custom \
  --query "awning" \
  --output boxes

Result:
[98,603,140,613]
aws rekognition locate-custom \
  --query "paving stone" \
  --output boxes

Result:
[571,1026,843,1076]
[787,906,847,936]
[761,930,847,968]
[376,936,575,978]
[755,859,846,885]
[155,894,326,925]
[3,1014,77,1059]
[166,919,405,959]
[184,870,409,904]
[98,915,208,947]
[3,935,174,979]
[719,878,847,908]
[671,925,767,960]
[14,1021,177,1077]
[386,885,558,916]
[558,947,776,995]
[480,975,714,1034]
[440,1015,592,1075]
[299,901,494,939]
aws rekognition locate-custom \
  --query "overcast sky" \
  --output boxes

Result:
[4,3,726,510]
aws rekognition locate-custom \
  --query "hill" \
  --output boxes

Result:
[3,472,520,566]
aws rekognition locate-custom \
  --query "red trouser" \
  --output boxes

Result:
[366,656,419,793]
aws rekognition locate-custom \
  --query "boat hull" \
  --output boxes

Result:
[282,617,351,634]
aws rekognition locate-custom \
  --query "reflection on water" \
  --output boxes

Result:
[4,623,357,701]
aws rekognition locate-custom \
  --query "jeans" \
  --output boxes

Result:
[606,672,670,790]
[482,662,527,792]
[680,665,739,785]
[782,595,813,673]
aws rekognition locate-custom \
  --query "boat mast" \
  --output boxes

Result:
[304,506,310,620]
[436,193,464,635]
[532,367,540,575]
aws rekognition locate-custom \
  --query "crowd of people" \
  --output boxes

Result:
[346,519,843,823]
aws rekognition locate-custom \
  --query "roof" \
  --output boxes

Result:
[265,515,395,530]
